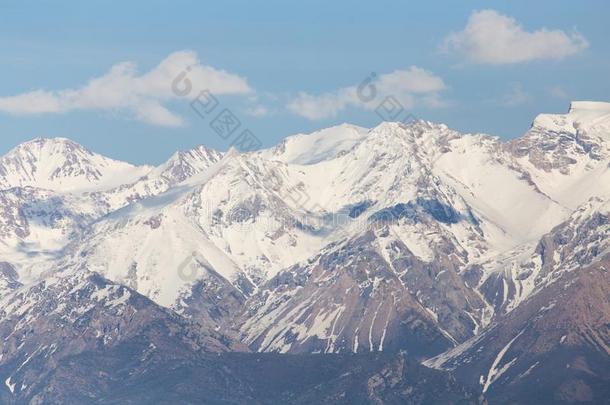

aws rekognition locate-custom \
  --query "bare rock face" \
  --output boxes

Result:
[3,351,480,404]
[0,268,241,404]
[426,256,610,404]
[0,262,21,295]
[508,125,592,174]
[507,102,610,174]
[174,262,250,336]
[425,200,610,403]
[238,224,488,358]
[478,198,609,316]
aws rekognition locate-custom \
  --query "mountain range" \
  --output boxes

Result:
[1,101,609,404]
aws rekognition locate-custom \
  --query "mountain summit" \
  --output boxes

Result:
[0,137,151,192]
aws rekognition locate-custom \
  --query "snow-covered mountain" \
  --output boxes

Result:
[1,101,609,403]
[0,137,152,192]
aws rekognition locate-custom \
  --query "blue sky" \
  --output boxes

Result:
[1,0,608,164]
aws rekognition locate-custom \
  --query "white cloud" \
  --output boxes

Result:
[245,105,270,117]
[548,85,568,99]
[442,10,588,64]
[502,83,531,106]
[288,67,446,120]
[0,90,62,114]
[0,50,252,126]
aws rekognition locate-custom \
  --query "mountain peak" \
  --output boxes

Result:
[12,136,92,154]
[368,120,460,152]
[265,123,368,165]
[0,137,150,192]
[569,100,610,114]
[372,119,449,133]
[156,144,223,184]
[532,101,610,137]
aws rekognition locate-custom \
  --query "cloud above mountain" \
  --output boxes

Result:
[502,82,531,106]
[442,10,589,64]
[288,67,446,120]
[0,51,252,127]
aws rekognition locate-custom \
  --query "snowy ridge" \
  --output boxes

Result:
[262,123,369,165]
[534,101,610,135]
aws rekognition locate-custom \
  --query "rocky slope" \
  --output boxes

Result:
[5,351,481,404]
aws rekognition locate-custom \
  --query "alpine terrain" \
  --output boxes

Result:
[0,101,609,404]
